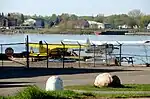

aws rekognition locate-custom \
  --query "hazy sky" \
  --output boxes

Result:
[0,0,149,16]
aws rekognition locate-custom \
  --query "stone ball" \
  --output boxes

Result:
[45,76,63,91]
[94,73,113,87]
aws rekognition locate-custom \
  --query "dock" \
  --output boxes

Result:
[125,32,150,35]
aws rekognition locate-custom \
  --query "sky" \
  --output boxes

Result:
[0,0,150,16]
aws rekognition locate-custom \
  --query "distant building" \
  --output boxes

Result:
[147,23,150,29]
[54,17,61,25]
[88,21,99,28]
[104,23,112,29]
[74,20,89,29]
[49,21,54,28]
[87,21,112,29]
[8,19,17,26]
[133,25,139,29]
[23,19,36,26]
[0,13,18,27]
[118,24,131,29]
[0,13,8,27]
[0,17,8,27]
[35,19,45,28]
[7,13,18,27]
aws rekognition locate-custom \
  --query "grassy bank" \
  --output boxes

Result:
[22,28,95,34]
[1,26,150,35]
[1,85,150,99]
[65,84,150,91]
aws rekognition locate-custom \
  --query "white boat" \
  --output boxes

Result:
[63,38,150,45]
[62,38,150,65]
[63,38,150,54]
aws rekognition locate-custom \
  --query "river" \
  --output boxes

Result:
[1,34,150,64]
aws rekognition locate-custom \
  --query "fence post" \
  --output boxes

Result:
[44,41,49,68]
[119,44,122,66]
[1,44,3,67]
[26,35,29,68]
[93,43,96,67]
[143,44,149,67]
[61,41,65,68]
[105,44,108,66]
[77,42,81,68]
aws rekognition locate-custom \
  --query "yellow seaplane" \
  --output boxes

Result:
[28,38,120,61]
[29,41,87,60]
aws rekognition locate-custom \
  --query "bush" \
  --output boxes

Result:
[14,86,83,99]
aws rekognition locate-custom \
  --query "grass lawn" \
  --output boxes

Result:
[64,84,150,98]
[0,86,86,99]
[65,84,150,91]
[1,85,150,99]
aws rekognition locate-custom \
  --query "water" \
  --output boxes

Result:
[1,33,150,64]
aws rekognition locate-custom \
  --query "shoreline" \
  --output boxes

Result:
[1,28,150,35]
[1,31,150,36]
[1,33,150,36]
[125,32,150,35]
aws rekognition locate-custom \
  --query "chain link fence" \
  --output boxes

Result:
[1,35,150,68]
[0,43,26,67]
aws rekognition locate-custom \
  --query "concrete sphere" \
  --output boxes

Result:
[94,73,113,87]
[45,76,63,91]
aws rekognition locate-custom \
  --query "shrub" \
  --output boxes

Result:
[15,86,83,99]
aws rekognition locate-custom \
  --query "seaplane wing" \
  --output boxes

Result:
[63,39,150,45]
[29,43,87,50]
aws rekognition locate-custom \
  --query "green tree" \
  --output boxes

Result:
[104,15,115,25]
[128,9,143,18]
[127,17,137,28]
[51,14,57,21]
[2,12,4,17]
[80,16,94,21]
[140,15,150,28]
[60,13,70,21]
[21,14,24,23]
[128,9,144,26]
[70,14,78,20]
[10,13,23,25]
[94,14,104,23]
[32,14,38,19]
[44,15,51,21]
[105,14,127,28]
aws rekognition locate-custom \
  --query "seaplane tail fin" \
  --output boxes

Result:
[39,41,47,53]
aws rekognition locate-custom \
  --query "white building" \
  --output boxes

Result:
[23,19,36,26]
[118,24,131,29]
[147,23,150,29]
[88,21,103,29]
[87,21,112,29]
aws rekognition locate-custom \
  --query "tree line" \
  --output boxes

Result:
[1,9,150,29]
